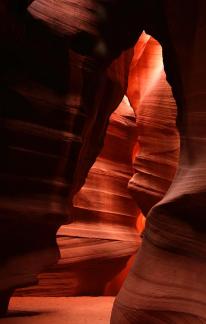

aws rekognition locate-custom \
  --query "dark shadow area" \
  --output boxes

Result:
[0,310,52,319]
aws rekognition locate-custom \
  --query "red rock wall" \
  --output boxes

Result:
[112,2,206,322]
[128,33,179,215]
[15,34,180,297]
[2,1,206,321]
[0,0,135,298]
[15,96,141,297]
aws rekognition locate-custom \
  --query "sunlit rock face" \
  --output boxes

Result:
[128,33,179,216]
[112,2,206,323]
[15,34,180,297]
[2,0,180,301]
[15,96,141,297]
[69,96,139,242]
[3,1,206,320]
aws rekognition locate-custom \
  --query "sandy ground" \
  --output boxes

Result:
[0,297,114,324]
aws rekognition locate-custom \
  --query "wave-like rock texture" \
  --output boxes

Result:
[15,97,141,296]
[0,0,134,303]
[2,1,206,322]
[127,33,179,216]
[68,97,139,242]
[15,33,180,297]
[2,0,180,300]
[112,1,206,323]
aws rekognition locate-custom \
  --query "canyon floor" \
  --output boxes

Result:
[0,297,114,324]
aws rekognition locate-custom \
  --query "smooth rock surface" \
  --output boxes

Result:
[128,33,179,215]
[0,0,134,295]
[111,1,206,322]
[15,96,140,297]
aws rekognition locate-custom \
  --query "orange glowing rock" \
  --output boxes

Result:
[127,34,179,215]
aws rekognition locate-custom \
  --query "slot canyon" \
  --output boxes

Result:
[0,1,206,323]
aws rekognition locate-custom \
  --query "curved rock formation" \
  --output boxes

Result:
[15,96,141,297]
[128,33,179,215]
[1,1,206,322]
[0,0,135,308]
[14,34,180,298]
[70,96,139,242]
[111,1,206,322]
[14,33,181,297]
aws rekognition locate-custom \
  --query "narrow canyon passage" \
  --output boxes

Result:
[1,1,206,323]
